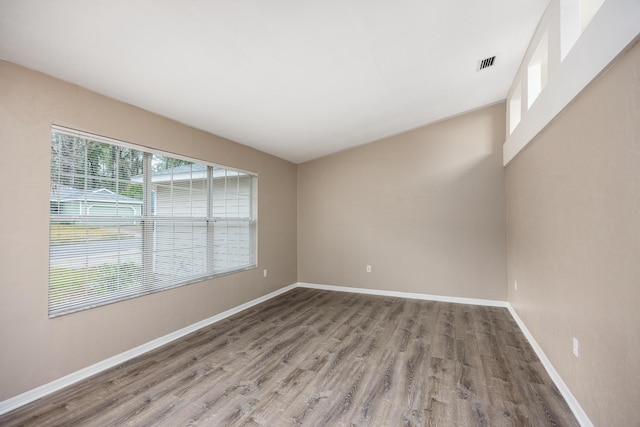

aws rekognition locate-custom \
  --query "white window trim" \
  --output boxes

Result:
[49,125,258,317]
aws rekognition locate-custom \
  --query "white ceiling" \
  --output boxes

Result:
[0,0,549,163]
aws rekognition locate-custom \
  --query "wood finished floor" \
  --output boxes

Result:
[0,288,579,426]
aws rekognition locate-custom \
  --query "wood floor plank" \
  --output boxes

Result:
[0,288,580,426]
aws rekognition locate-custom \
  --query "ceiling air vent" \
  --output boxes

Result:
[477,55,496,71]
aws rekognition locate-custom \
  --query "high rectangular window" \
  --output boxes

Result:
[49,126,256,317]
[579,0,606,32]
[527,30,549,108]
[560,0,606,60]
[509,82,522,134]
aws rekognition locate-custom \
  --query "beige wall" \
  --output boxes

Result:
[5,38,636,427]
[298,103,507,300]
[0,60,297,401]
[506,40,640,427]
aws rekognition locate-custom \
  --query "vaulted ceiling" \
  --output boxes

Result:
[0,0,549,163]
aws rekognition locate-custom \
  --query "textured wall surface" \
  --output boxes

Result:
[0,60,298,400]
[506,41,640,427]
[298,104,507,300]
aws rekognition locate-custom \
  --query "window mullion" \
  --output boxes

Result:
[142,152,153,289]
[207,166,214,274]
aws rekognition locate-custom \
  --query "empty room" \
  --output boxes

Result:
[0,0,638,426]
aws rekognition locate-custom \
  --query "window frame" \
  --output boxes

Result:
[49,125,258,317]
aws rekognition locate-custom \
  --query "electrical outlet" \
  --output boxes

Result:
[572,337,579,357]
[263,269,268,278]
[514,281,518,290]
[366,265,372,273]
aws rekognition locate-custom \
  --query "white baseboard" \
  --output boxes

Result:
[0,283,298,417]
[296,282,509,307]
[506,305,593,427]
[297,282,592,426]
[1,281,592,427]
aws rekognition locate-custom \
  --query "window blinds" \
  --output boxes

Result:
[49,126,256,317]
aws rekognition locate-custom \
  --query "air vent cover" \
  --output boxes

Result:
[477,56,496,71]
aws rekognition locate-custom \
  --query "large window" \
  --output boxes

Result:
[49,126,256,317]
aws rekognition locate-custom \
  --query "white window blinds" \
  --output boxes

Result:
[49,126,256,317]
